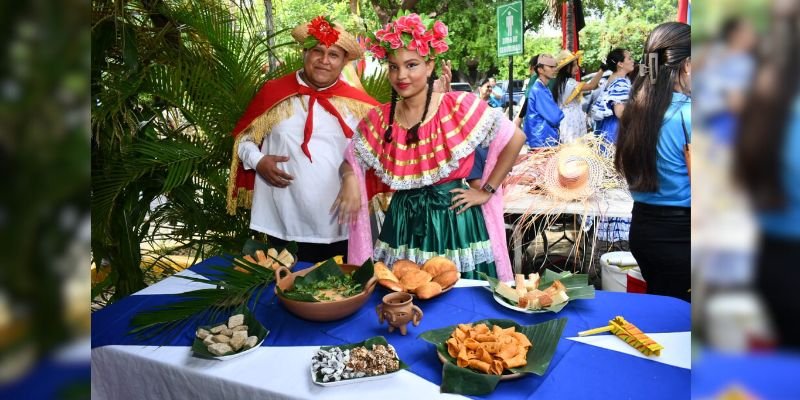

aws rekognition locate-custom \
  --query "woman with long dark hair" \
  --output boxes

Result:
[551,50,605,142]
[332,13,525,281]
[615,22,691,302]
[734,5,800,348]
[591,48,636,143]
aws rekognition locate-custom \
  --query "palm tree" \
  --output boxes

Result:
[91,0,391,302]
[91,0,300,301]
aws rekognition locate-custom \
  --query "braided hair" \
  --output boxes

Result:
[384,89,398,143]
[384,75,436,145]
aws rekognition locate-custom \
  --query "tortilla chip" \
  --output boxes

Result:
[474,333,497,342]
[446,322,533,376]
[512,332,532,348]
[463,338,480,350]
[502,353,528,369]
[497,342,519,361]
[446,338,461,358]
[473,324,490,334]
[490,359,505,375]
[467,359,492,374]
[454,328,467,342]
[456,347,470,368]
[475,347,493,364]
[481,342,502,354]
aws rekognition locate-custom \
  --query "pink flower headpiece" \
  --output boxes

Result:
[366,11,450,60]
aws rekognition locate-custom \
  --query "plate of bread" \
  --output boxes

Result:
[374,257,460,300]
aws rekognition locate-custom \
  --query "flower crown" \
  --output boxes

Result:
[366,11,450,60]
[302,16,340,48]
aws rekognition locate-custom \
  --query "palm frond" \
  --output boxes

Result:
[361,68,392,104]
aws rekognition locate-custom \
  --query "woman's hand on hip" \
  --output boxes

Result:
[449,187,491,215]
[256,154,294,188]
[331,174,362,224]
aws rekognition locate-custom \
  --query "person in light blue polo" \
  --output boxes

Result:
[615,22,691,302]
[523,54,564,149]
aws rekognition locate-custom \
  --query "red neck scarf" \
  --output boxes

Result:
[296,79,356,161]
[228,71,379,211]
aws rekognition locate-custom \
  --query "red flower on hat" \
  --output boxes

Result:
[307,16,339,48]
[370,44,387,59]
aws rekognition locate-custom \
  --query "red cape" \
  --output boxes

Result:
[229,71,379,211]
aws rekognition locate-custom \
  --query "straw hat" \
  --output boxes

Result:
[541,142,605,201]
[555,49,584,71]
[291,18,363,61]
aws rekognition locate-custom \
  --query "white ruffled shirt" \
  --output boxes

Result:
[237,72,362,243]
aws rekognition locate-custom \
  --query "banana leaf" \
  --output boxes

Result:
[419,318,567,395]
[312,336,409,383]
[481,270,595,313]
[129,240,293,339]
[277,258,374,302]
[191,305,269,358]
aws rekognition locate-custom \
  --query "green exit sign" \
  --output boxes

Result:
[497,0,523,57]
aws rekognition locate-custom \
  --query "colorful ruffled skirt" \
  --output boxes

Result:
[373,180,497,279]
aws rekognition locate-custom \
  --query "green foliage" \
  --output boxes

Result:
[91,0,301,301]
[130,240,295,338]
[580,0,677,71]
[495,35,561,81]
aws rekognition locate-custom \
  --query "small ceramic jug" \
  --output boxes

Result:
[376,292,423,335]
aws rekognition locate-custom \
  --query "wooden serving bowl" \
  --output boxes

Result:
[274,264,378,322]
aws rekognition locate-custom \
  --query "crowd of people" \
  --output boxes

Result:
[226,14,691,300]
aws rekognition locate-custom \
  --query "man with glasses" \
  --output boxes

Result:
[522,54,564,149]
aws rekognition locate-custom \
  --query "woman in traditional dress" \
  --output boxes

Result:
[332,13,525,281]
[551,50,605,143]
[591,48,636,144]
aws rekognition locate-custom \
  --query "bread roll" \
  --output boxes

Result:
[399,269,432,291]
[374,261,399,283]
[378,278,404,292]
[422,256,457,277]
[432,270,459,288]
[414,281,443,299]
[391,259,419,280]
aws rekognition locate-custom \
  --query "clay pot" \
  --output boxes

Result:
[274,264,378,322]
[376,292,423,335]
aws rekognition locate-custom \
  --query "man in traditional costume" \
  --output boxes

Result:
[227,16,380,262]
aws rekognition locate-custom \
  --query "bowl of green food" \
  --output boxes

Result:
[274,258,376,322]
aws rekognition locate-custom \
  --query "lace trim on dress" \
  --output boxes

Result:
[373,240,495,272]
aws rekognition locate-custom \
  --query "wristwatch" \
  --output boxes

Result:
[481,183,497,194]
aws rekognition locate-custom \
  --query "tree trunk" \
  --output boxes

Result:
[565,1,575,51]
[264,0,277,72]
[350,0,358,15]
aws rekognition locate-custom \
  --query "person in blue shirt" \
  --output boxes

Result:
[591,48,635,144]
[615,22,691,302]
[523,54,564,149]
[733,7,800,348]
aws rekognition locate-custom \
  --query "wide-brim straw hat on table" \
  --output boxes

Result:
[541,142,605,201]
[291,20,363,61]
[555,49,584,71]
